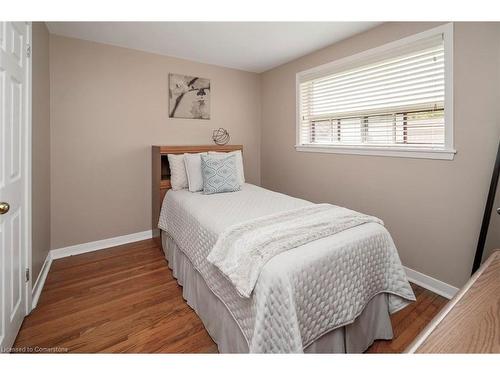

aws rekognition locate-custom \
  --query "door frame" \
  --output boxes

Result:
[24,21,32,314]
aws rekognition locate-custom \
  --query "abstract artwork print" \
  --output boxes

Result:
[169,73,211,119]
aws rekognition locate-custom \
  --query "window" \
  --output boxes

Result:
[296,24,455,160]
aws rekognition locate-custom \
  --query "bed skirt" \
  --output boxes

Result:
[161,231,394,353]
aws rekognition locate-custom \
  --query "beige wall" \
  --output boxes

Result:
[32,22,51,282]
[49,35,261,249]
[261,22,500,288]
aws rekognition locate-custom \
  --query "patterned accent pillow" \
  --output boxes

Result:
[208,150,245,185]
[201,154,241,194]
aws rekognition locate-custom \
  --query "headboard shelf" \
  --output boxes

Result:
[153,144,242,154]
[160,154,170,180]
[151,144,243,241]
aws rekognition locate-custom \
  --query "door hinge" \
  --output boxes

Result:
[25,268,30,283]
[26,45,31,58]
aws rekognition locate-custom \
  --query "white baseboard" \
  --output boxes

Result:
[32,252,52,309]
[31,230,153,310]
[50,230,153,260]
[404,266,459,300]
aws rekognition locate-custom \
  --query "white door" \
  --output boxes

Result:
[0,21,31,351]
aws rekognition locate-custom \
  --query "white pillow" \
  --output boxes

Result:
[167,154,188,190]
[184,152,208,192]
[208,150,245,185]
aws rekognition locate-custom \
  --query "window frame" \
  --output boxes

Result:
[295,23,455,160]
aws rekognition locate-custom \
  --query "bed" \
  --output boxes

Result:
[153,145,415,353]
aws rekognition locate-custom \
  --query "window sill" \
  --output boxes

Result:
[295,145,456,160]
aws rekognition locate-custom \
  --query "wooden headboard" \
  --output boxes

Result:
[151,145,243,239]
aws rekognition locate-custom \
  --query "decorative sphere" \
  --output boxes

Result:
[212,128,230,145]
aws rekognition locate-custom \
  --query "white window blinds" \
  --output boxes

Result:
[298,33,448,152]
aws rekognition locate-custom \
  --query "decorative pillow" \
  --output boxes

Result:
[167,154,188,190]
[208,150,245,185]
[201,154,241,194]
[184,152,208,192]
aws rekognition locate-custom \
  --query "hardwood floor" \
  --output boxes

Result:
[14,239,448,353]
[366,283,448,353]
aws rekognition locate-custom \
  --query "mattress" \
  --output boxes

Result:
[158,183,415,353]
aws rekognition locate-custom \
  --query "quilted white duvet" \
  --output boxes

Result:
[158,183,415,353]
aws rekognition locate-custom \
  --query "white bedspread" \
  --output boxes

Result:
[207,204,384,298]
[158,183,415,353]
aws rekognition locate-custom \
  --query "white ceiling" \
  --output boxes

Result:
[46,22,381,73]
